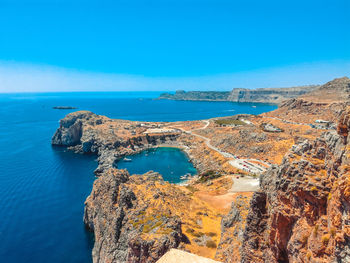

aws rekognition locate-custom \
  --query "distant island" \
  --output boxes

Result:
[158,85,319,104]
[53,106,78,110]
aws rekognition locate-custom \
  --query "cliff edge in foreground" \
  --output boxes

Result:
[241,107,350,262]
[84,169,187,263]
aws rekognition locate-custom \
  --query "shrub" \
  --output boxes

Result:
[313,225,319,236]
[214,119,246,126]
[301,234,309,245]
[321,234,330,246]
[310,186,317,192]
[306,251,312,260]
[199,170,222,183]
[206,232,217,237]
[330,227,336,237]
[185,185,198,193]
[206,240,217,248]
[328,193,332,201]
[192,231,204,237]
[185,228,194,234]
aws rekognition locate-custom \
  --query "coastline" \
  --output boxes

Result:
[50,77,350,263]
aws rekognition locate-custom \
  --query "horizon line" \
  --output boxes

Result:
[0,60,349,93]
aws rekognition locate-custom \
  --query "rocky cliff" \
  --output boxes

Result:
[240,107,350,262]
[300,77,350,103]
[84,169,187,263]
[264,77,350,123]
[52,111,180,175]
[228,86,317,104]
[158,86,317,104]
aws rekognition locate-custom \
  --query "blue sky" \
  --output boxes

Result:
[0,0,349,92]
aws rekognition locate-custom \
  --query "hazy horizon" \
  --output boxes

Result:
[0,0,348,92]
[0,60,349,93]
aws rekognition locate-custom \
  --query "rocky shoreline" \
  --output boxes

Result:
[51,111,183,175]
[52,76,350,262]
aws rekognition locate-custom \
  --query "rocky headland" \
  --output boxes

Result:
[158,85,318,104]
[52,111,181,175]
[52,76,350,262]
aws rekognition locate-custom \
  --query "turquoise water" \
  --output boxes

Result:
[117,147,197,183]
[0,92,276,262]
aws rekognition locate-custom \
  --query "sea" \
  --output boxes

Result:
[0,92,276,262]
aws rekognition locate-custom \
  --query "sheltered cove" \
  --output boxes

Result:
[52,77,350,262]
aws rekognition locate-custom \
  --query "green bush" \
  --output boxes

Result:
[198,170,222,183]
[206,232,217,237]
[214,119,246,126]
[206,240,217,248]
[192,231,204,237]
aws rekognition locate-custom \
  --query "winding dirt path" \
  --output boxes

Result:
[172,120,269,174]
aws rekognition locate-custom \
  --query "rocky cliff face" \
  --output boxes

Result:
[264,77,350,123]
[240,107,350,262]
[84,169,187,263]
[215,195,251,263]
[227,86,317,104]
[158,86,317,104]
[52,111,98,146]
[301,77,350,103]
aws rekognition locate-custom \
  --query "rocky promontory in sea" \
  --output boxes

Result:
[158,85,318,104]
[52,111,181,175]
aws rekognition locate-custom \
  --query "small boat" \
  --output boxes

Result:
[123,157,132,162]
[252,105,257,108]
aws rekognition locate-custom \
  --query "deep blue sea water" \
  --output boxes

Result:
[0,92,276,263]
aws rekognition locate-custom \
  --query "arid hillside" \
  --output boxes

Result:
[240,107,350,262]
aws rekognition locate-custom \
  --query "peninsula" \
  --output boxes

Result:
[158,85,318,104]
[52,77,350,263]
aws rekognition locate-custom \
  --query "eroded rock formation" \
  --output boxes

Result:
[84,169,187,263]
[52,111,180,175]
[241,107,350,262]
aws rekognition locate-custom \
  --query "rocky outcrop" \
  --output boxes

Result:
[301,77,350,103]
[264,77,350,124]
[228,86,317,104]
[215,195,251,263]
[52,111,98,146]
[84,169,187,263]
[241,107,350,262]
[260,123,283,133]
[52,111,180,175]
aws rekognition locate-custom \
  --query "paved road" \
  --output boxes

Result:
[172,120,269,174]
